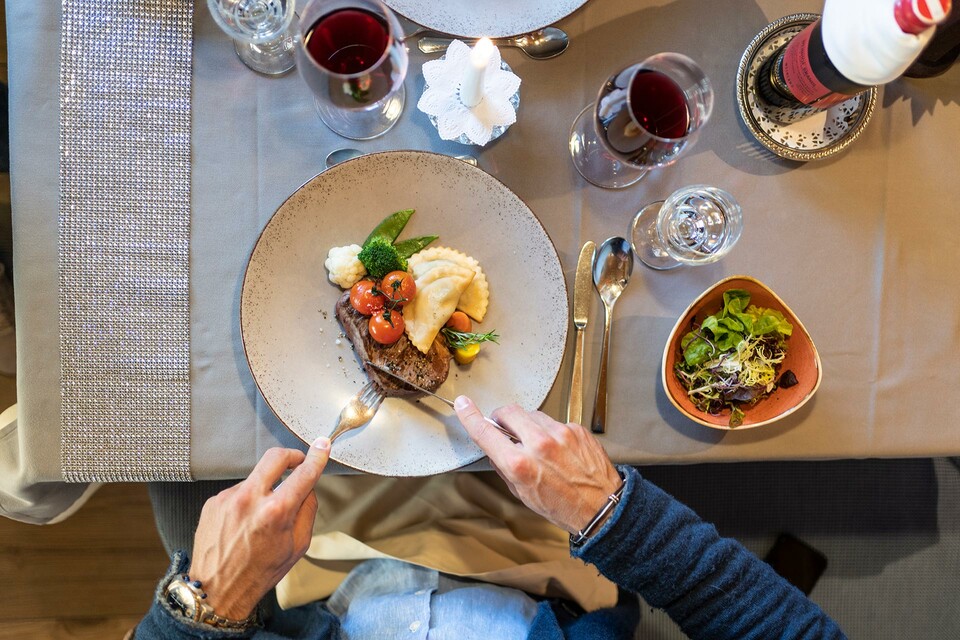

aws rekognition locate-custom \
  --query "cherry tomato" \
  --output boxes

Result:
[369,309,405,345]
[445,310,473,333]
[350,280,385,316]
[454,343,481,365]
[380,270,416,307]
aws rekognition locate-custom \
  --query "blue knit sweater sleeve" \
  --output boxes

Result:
[572,466,846,640]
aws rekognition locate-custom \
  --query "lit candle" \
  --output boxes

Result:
[459,37,495,108]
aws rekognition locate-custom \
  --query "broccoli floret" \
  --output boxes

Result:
[357,238,408,280]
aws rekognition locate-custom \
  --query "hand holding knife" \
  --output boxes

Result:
[364,361,520,443]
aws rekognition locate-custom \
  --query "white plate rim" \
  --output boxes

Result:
[386,0,589,38]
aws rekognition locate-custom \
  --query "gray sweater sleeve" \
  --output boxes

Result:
[572,466,846,640]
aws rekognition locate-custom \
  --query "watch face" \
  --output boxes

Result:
[167,581,196,617]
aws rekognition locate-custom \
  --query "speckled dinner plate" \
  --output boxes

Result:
[240,151,568,476]
[386,0,588,38]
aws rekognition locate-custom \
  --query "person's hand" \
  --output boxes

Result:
[454,397,622,534]
[187,438,331,620]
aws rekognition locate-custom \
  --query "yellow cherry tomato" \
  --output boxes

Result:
[453,343,481,365]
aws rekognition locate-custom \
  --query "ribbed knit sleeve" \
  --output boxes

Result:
[572,466,845,640]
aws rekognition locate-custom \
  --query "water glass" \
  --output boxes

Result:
[296,0,408,140]
[208,0,297,75]
[569,53,714,189]
[630,185,742,270]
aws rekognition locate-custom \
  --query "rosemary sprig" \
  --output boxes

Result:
[440,327,500,350]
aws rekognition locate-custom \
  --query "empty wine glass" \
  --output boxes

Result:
[208,0,296,75]
[295,0,408,140]
[569,53,714,189]
[630,185,742,270]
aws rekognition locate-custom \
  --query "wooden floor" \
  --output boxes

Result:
[0,485,170,639]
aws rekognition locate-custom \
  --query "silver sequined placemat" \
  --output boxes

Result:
[59,0,194,482]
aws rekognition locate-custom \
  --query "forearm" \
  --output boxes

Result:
[574,466,845,640]
[136,551,341,640]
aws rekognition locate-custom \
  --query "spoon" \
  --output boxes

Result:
[325,148,477,170]
[418,27,569,60]
[590,237,634,434]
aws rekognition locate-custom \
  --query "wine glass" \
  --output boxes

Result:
[295,0,408,140]
[208,0,297,75]
[630,185,742,270]
[569,53,714,189]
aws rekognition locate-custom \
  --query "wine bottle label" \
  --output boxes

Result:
[755,52,825,124]
[780,21,869,107]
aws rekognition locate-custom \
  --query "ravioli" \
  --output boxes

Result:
[404,260,476,353]
[409,247,489,322]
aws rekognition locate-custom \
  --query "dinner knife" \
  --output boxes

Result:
[565,241,596,425]
[363,361,520,443]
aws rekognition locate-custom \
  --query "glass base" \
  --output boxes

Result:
[629,201,681,270]
[568,104,649,189]
[314,85,406,140]
[234,29,296,76]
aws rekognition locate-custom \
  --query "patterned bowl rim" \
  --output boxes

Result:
[735,13,878,162]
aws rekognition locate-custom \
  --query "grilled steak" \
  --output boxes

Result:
[335,292,450,397]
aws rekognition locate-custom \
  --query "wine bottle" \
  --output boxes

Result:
[904,4,960,76]
[757,0,952,123]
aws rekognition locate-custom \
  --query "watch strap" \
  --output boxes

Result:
[166,574,256,631]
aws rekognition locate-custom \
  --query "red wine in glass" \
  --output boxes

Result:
[596,68,692,167]
[630,70,690,138]
[303,8,394,106]
[570,53,712,188]
[296,0,409,139]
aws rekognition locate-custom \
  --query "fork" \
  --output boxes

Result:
[328,381,385,444]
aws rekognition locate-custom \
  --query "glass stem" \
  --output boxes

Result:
[252,34,288,56]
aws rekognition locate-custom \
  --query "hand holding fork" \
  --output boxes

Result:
[327,381,384,444]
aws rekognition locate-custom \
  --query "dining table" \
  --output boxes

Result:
[4,0,960,521]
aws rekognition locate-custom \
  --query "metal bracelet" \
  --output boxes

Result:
[167,574,256,631]
[570,473,626,547]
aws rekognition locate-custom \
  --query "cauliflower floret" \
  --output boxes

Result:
[324,244,366,289]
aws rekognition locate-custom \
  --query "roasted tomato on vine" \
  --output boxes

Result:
[380,270,416,307]
[350,280,385,316]
[369,308,405,345]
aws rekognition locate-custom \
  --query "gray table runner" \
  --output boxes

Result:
[59,0,194,482]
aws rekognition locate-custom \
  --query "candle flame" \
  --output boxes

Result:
[471,37,496,65]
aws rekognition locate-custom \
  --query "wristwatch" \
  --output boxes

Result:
[164,574,256,631]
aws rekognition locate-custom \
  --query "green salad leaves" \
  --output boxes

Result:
[675,289,794,427]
